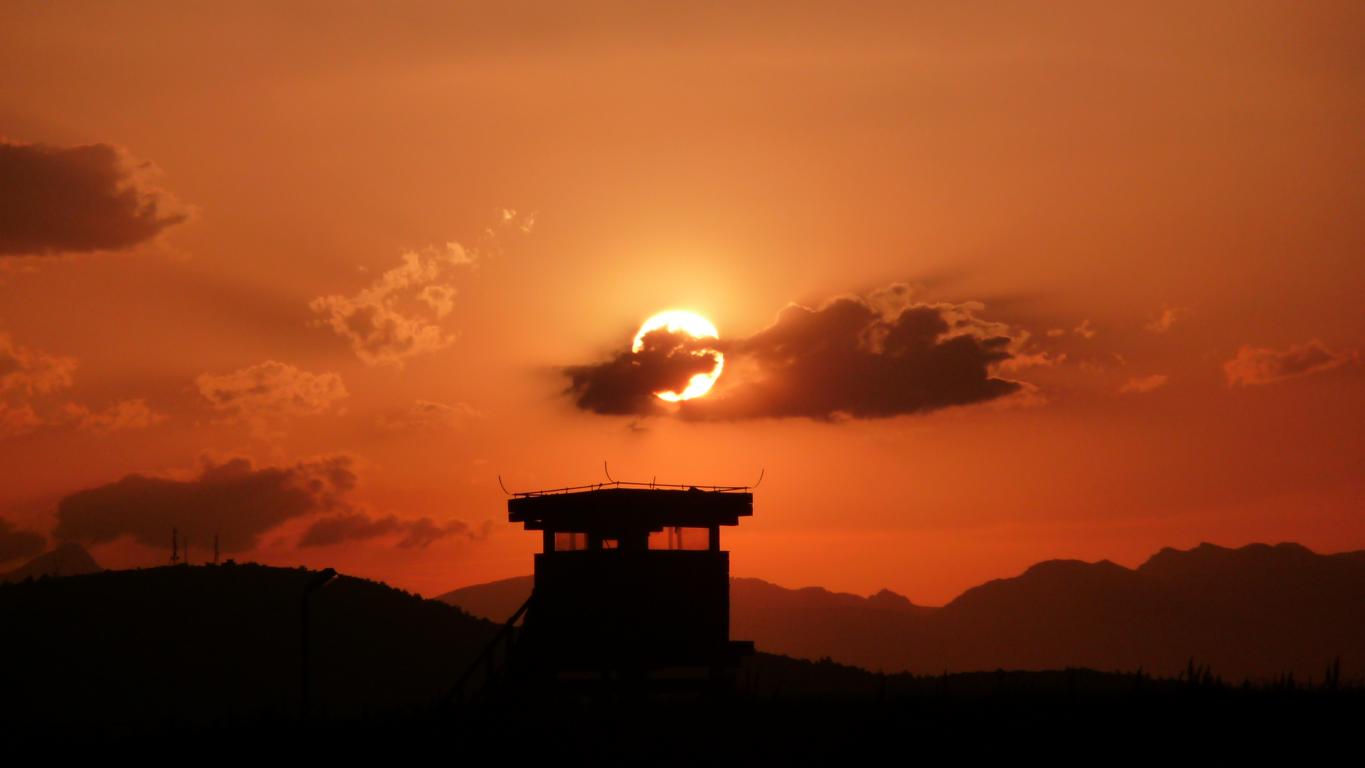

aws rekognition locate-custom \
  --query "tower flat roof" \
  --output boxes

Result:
[508,485,753,532]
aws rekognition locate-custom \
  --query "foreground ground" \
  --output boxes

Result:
[3,563,1360,760]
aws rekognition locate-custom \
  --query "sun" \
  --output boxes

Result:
[632,310,724,402]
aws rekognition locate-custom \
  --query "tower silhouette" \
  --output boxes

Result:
[506,479,755,691]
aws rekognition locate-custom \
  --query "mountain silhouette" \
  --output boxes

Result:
[440,542,1365,680]
[0,542,102,583]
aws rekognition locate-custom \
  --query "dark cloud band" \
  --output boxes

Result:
[0,140,186,256]
[53,456,356,553]
[565,328,722,415]
[0,518,46,564]
[564,289,1023,420]
[298,511,482,549]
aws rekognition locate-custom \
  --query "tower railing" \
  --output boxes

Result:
[512,480,751,498]
[442,592,535,708]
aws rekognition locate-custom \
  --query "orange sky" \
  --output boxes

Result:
[1,1,1362,605]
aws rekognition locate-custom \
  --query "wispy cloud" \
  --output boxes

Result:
[196,360,347,437]
[376,399,483,431]
[1145,306,1188,334]
[0,332,77,396]
[309,211,532,367]
[1224,340,1357,387]
[1119,374,1170,394]
[310,244,470,367]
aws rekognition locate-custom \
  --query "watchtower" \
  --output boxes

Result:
[507,479,754,686]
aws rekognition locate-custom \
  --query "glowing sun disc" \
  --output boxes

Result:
[632,310,724,401]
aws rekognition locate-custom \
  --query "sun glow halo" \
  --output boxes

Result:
[632,310,724,401]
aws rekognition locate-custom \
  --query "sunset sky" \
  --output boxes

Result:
[1,2,1362,605]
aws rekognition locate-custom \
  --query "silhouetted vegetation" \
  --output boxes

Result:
[2,564,1360,759]
[0,562,496,735]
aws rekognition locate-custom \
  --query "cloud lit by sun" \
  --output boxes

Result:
[632,310,724,401]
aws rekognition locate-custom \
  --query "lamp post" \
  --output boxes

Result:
[300,567,337,721]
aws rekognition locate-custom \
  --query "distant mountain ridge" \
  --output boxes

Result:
[438,542,1365,681]
[0,542,101,582]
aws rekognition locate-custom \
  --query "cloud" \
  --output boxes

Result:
[497,207,536,235]
[1146,306,1188,334]
[0,518,46,564]
[0,332,78,437]
[299,512,488,549]
[0,139,187,256]
[196,361,347,436]
[1043,319,1097,340]
[53,455,357,553]
[565,327,723,416]
[376,399,484,431]
[0,402,43,438]
[566,287,1024,420]
[0,333,164,439]
[0,333,77,396]
[1119,374,1170,394]
[396,517,490,548]
[310,244,472,367]
[418,284,456,317]
[1223,340,1357,387]
[310,211,533,367]
[994,330,1065,373]
[63,399,166,435]
[297,511,402,547]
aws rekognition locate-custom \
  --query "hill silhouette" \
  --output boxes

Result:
[2,556,1360,758]
[1,542,102,582]
[440,542,1365,681]
[0,562,498,732]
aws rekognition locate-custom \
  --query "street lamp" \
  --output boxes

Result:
[300,567,338,720]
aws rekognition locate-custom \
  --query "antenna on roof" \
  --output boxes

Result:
[497,475,512,495]
[752,468,765,489]
[170,527,179,565]
[603,461,616,484]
